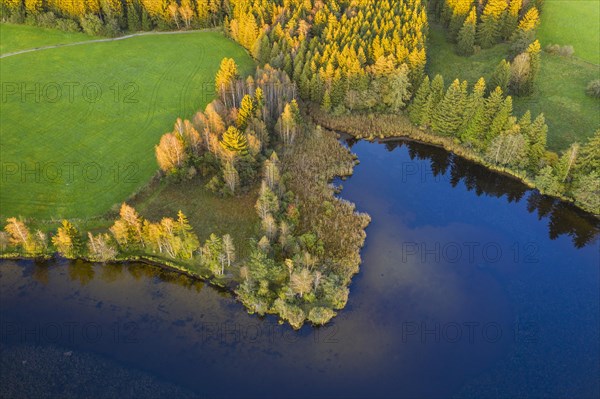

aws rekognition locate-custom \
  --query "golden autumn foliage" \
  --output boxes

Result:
[51,220,80,258]
[155,132,187,173]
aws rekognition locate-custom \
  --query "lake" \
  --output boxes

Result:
[1,138,598,398]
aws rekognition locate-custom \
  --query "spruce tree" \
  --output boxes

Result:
[432,79,467,136]
[254,35,271,64]
[576,130,600,175]
[127,0,142,32]
[421,74,445,128]
[449,0,473,41]
[502,0,522,40]
[489,59,511,93]
[141,6,153,31]
[555,143,580,183]
[477,0,507,48]
[322,90,332,112]
[518,110,532,145]
[457,7,477,56]
[527,113,548,172]
[459,77,487,145]
[487,95,513,145]
[408,76,431,125]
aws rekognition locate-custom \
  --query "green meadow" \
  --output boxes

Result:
[0,25,254,220]
[0,23,97,55]
[427,21,599,151]
[537,0,600,65]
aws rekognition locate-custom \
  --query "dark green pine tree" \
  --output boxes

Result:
[310,73,325,104]
[477,16,500,49]
[449,13,466,42]
[141,7,153,31]
[283,53,293,77]
[298,63,312,99]
[457,7,477,56]
[489,59,511,94]
[292,52,305,82]
[431,79,468,136]
[576,130,600,175]
[487,95,513,145]
[127,0,142,32]
[459,77,487,145]
[526,113,548,172]
[420,74,445,128]
[483,86,505,127]
[254,35,271,65]
[322,89,332,112]
[518,110,532,140]
[330,70,346,108]
[461,105,487,150]
[408,76,431,125]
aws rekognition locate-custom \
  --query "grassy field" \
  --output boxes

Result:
[537,0,600,65]
[132,177,259,257]
[426,23,599,151]
[0,25,254,220]
[0,23,97,55]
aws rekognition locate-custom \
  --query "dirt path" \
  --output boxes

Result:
[0,29,214,59]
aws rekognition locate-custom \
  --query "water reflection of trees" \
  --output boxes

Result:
[68,261,95,286]
[355,139,600,249]
[29,259,206,292]
[127,263,204,293]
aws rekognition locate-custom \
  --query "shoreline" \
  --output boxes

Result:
[0,251,236,293]
[308,104,600,218]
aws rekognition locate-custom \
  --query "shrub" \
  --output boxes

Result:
[585,79,600,99]
[55,18,80,33]
[558,45,574,57]
[307,307,336,325]
[24,14,37,25]
[102,18,121,37]
[80,14,104,36]
[272,298,305,329]
[545,44,559,54]
[545,44,575,58]
[37,12,57,28]
[8,7,25,24]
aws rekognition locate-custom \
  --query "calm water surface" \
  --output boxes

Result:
[1,139,598,398]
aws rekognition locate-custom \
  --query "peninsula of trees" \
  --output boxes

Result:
[1,60,370,329]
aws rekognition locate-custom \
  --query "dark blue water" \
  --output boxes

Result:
[1,139,598,398]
